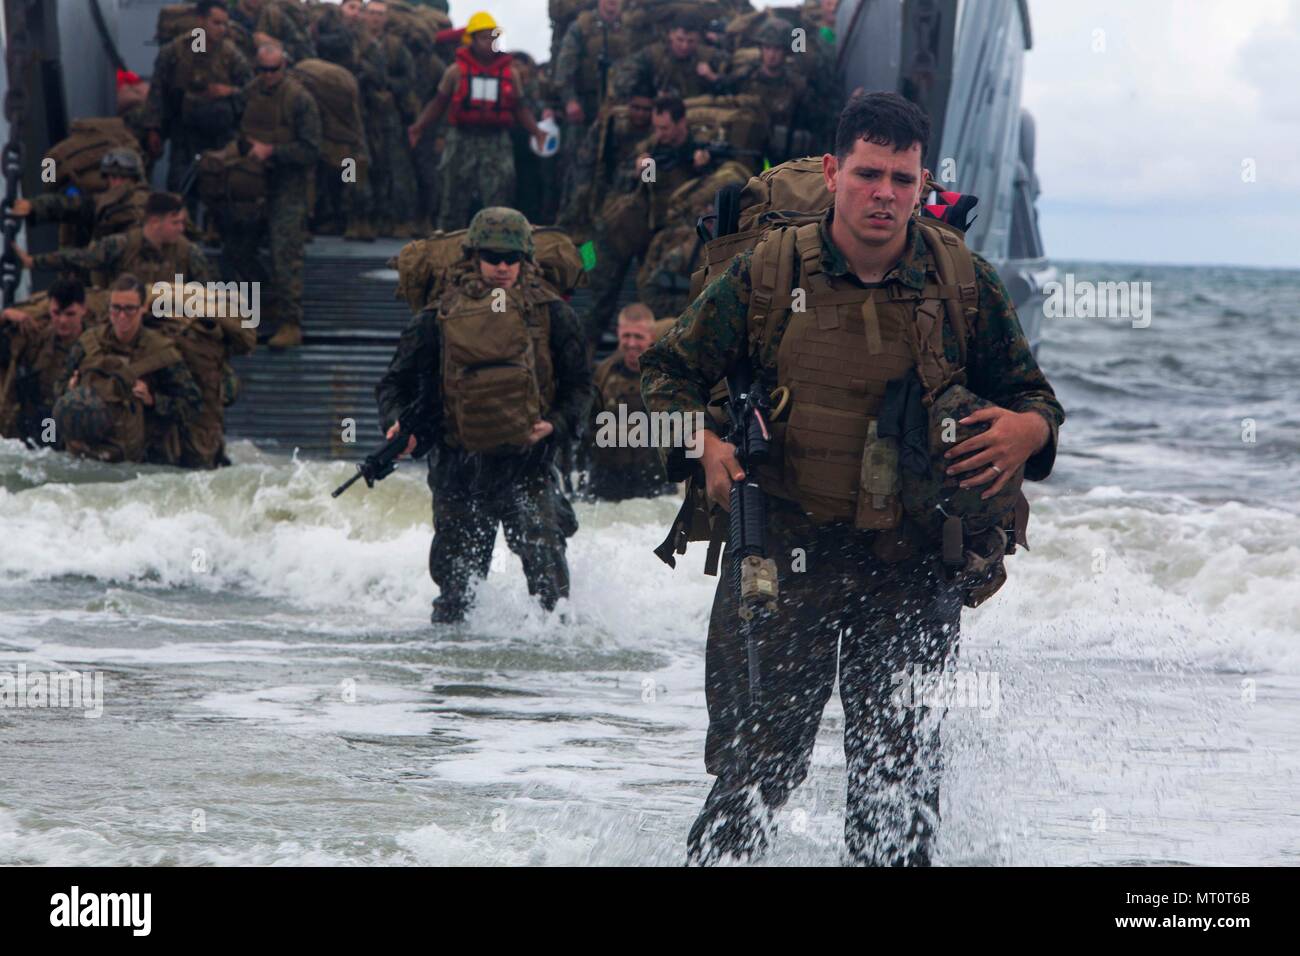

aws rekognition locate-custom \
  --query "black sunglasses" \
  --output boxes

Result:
[479,249,523,266]
[256,65,283,74]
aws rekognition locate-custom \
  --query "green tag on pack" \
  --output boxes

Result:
[820,26,836,45]
[580,240,597,271]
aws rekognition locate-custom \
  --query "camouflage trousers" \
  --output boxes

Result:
[427,452,572,613]
[411,126,442,227]
[435,126,515,232]
[224,181,308,328]
[313,154,370,231]
[365,103,420,228]
[686,512,964,866]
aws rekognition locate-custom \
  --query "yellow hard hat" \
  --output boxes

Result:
[463,11,499,42]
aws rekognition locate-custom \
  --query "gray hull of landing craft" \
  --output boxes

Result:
[2,0,1053,459]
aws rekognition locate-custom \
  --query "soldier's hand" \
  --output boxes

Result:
[146,130,164,158]
[208,83,236,98]
[565,99,584,125]
[407,124,423,149]
[132,380,154,407]
[15,247,32,270]
[9,198,31,217]
[2,307,28,324]
[386,422,417,458]
[248,139,274,162]
[701,430,744,511]
[696,62,718,81]
[526,419,554,445]
[693,149,711,169]
[945,406,1050,499]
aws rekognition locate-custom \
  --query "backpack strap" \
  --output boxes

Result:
[914,218,978,370]
[126,343,184,383]
[747,224,799,368]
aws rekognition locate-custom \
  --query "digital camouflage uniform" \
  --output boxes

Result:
[224,74,321,334]
[411,49,449,229]
[316,18,384,234]
[25,183,150,245]
[375,209,593,620]
[144,32,253,195]
[367,29,421,233]
[613,39,727,99]
[32,227,216,290]
[60,323,203,464]
[146,311,257,468]
[582,136,719,344]
[557,99,654,241]
[0,304,101,445]
[432,57,530,232]
[639,210,1064,865]
[583,351,672,501]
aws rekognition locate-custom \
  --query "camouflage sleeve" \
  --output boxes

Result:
[358,41,387,96]
[375,307,440,442]
[966,253,1065,482]
[542,299,593,447]
[150,358,202,426]
[553,20,584,104]
[32,233,122,278]
[185,243,218,284]
[143,44,175,131]
[640,249,754,478]
[387,41,416,100]
[271,89,321,169]
[27,192,94,230]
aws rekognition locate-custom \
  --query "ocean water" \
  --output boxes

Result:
[1,260,1297,866]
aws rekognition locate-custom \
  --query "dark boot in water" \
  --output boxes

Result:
[430,596,468,624]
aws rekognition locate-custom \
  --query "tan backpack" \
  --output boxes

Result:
[392,227,587,314]
[437,267,558,454]
[683,94,770,159]
[43,118,142,194]
[291,58,368,166]
[197,141,267,217]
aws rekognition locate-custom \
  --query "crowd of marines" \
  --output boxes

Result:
[1,0,842,475]
[0,1,1073,869]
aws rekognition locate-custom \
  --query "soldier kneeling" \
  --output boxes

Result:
[376,208,592,624]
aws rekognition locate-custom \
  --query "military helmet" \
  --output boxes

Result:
[100,148,144,180]
[52,384,114,447]
[464,207,535,259]
[900,383,1024,555]
[753,17,791,48]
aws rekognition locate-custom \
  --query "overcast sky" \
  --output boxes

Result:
[435,0,1299,268]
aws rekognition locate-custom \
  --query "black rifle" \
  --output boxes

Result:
[332,428,411,498]
[713,183,779,706]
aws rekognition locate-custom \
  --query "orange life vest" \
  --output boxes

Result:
[448,47,517,129]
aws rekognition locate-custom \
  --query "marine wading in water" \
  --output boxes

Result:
[639,92,1064,865]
